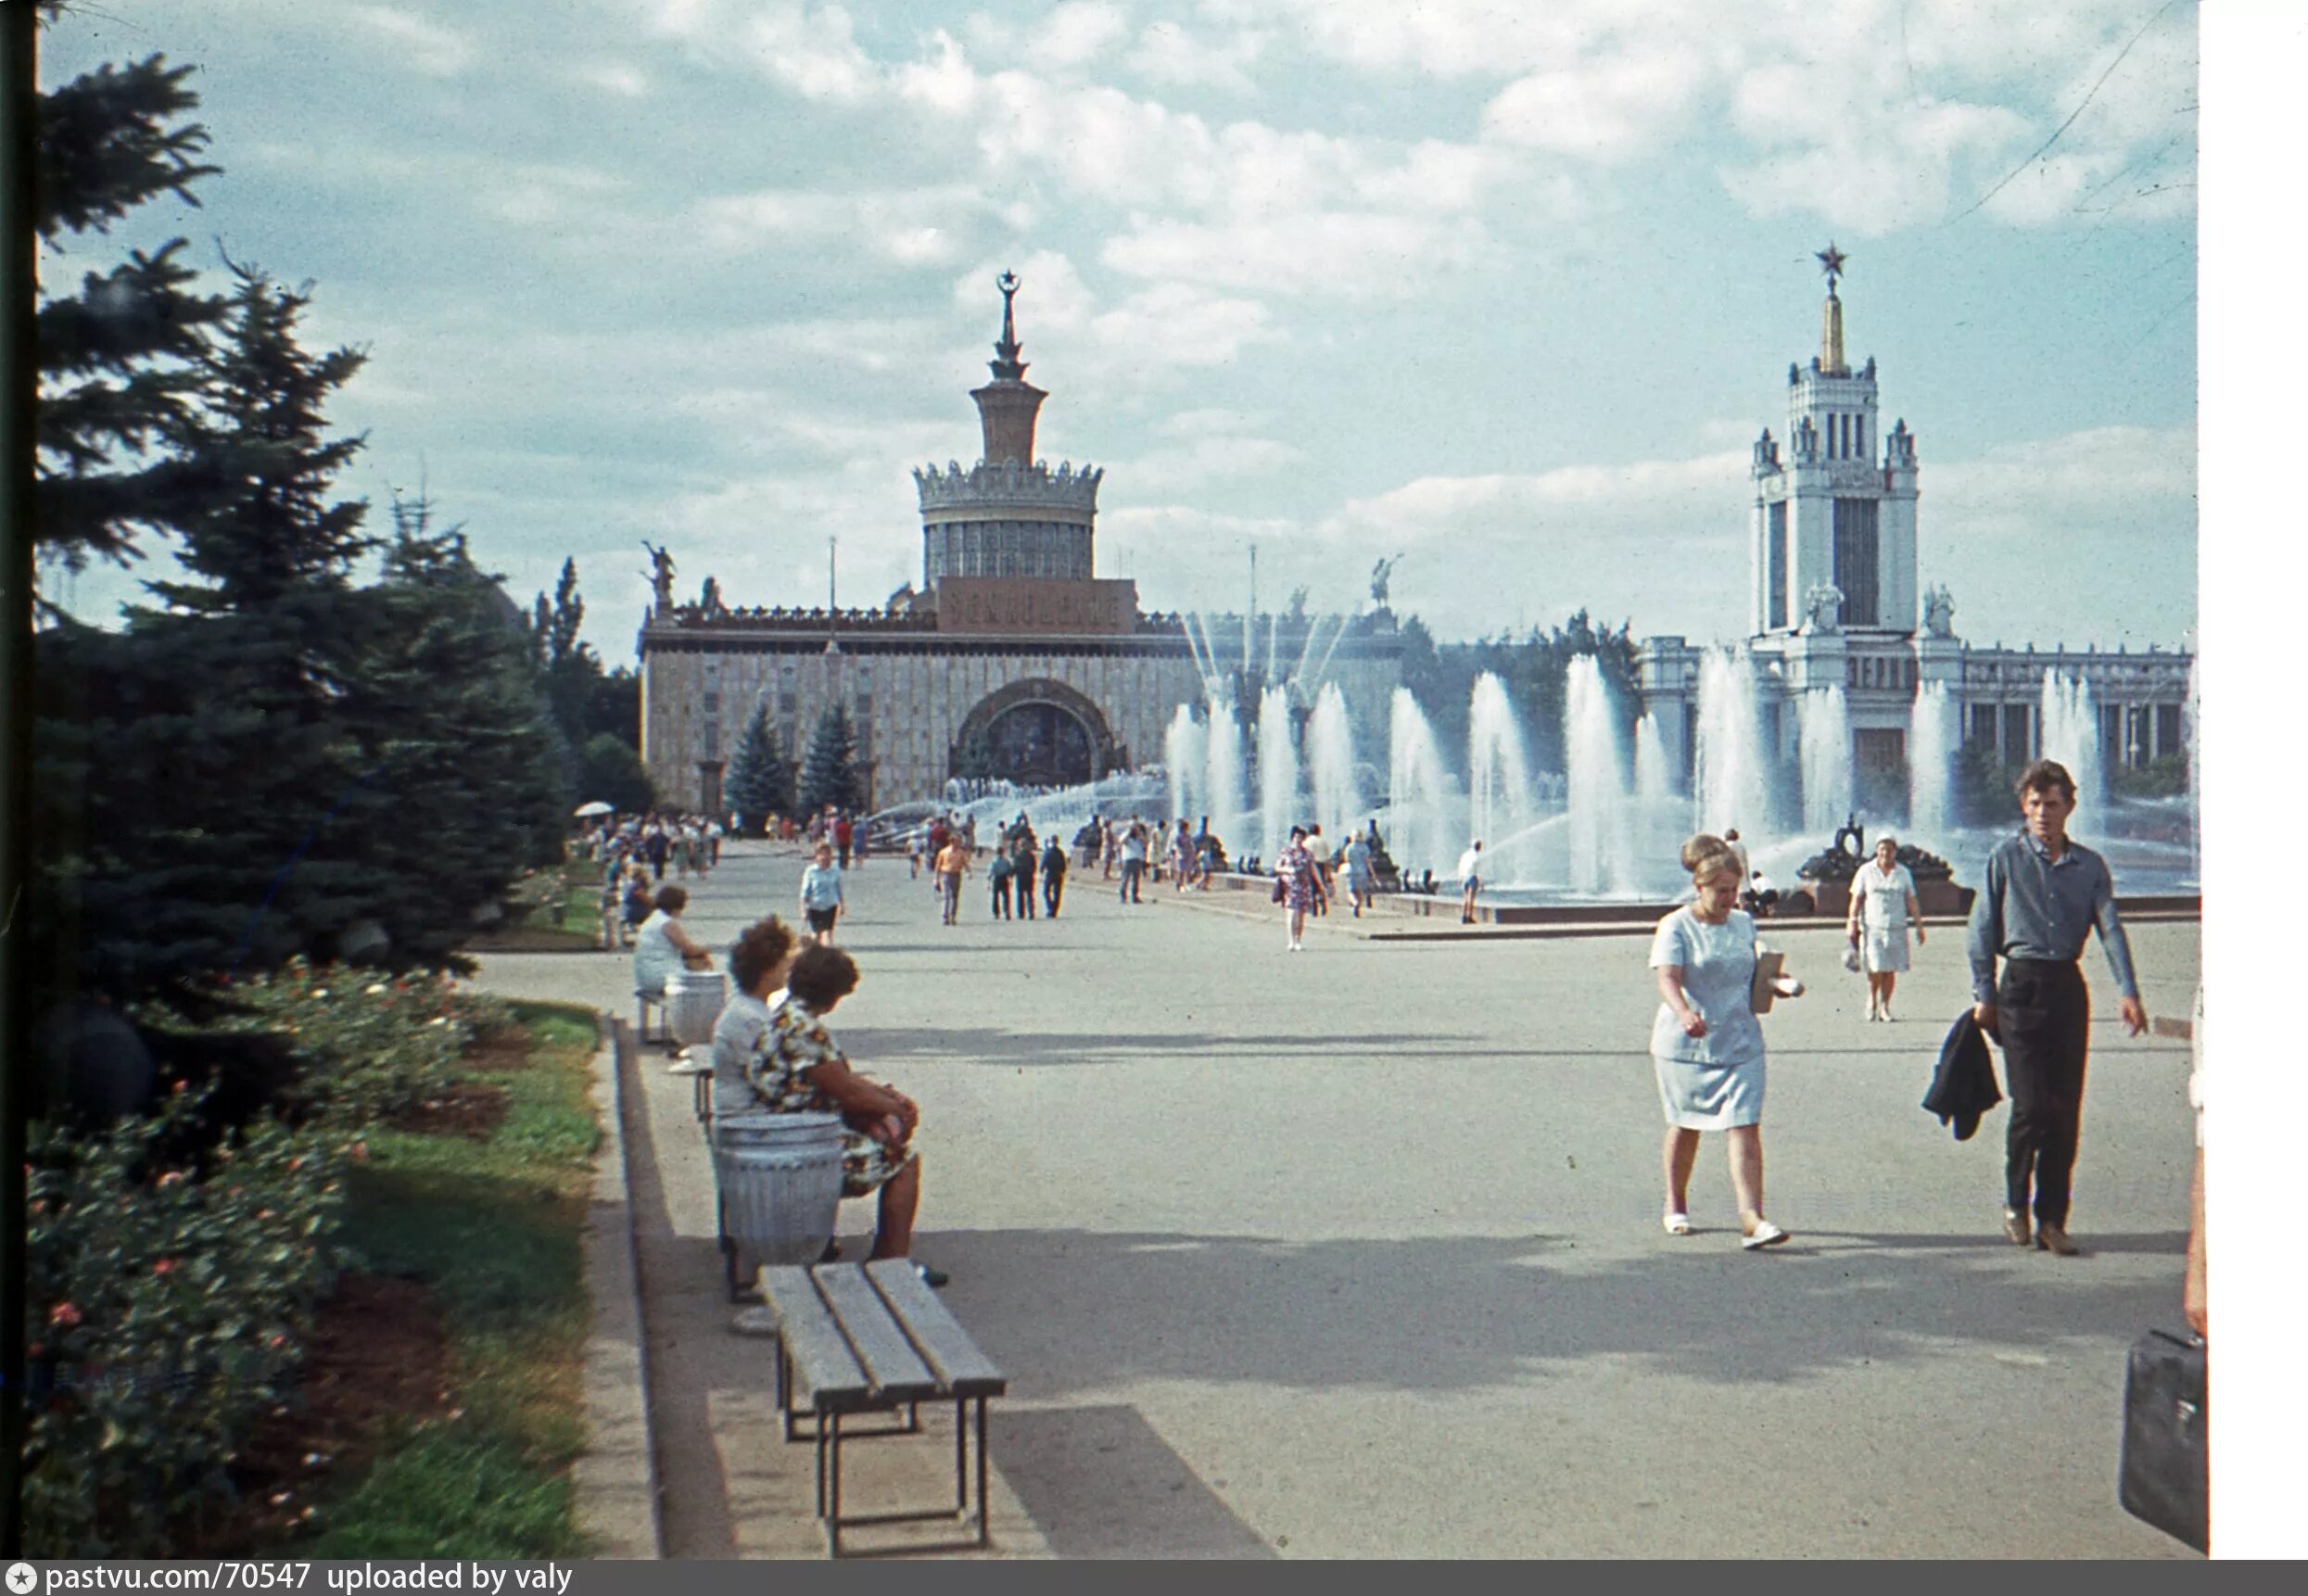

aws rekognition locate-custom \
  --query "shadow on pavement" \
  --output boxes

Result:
[918,1226,2186,1395]
[993,1404,1276,1559]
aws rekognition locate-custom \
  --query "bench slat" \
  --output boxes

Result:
[811,1266,943,1403]
[864,1260,1008,1399]
[756,1267,875,1412]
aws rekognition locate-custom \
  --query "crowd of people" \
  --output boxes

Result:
[599,753,2175,1309]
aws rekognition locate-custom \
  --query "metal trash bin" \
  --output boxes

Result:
[666,968,727,1048]
[715,1110,846,1299]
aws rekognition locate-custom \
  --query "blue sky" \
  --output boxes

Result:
[40,0,2200,655]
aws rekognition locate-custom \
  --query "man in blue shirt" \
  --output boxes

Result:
[1967,759,2149,1256]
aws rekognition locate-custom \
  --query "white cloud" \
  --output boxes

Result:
[1044,2,1132,68]
[349,6,476,77]
[1133,19,1266,95]
[1482,47,1709,162]
[1102,211,1497,298]
[691,185,1005,264]
[572,60,650,97]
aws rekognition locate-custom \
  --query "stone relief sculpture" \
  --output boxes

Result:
[1922,584,1957,639]
[1800,581,1845,634]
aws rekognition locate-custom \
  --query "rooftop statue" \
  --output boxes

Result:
[1370,553,1401,607]
[1800,581,1845,635]
[642,542,675,611]
[1922,584,1957,640]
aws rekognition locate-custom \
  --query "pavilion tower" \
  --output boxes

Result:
[1749,245,1921,638]
[914,272,1103,587]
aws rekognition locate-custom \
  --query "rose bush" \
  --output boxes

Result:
[26,961,517,1554]
[23,1090,347,1555]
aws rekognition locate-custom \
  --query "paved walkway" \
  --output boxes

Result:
[478,840,2200,1559]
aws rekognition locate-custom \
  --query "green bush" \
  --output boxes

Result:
[25,962,519,1554]
[22,1092,350,1556]
[171,957,512,1126]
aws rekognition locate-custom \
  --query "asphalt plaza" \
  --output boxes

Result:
[478,840,2201,1558]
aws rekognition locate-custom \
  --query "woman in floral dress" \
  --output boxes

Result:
[749,944,945,1283]
[1274,825,1324,951]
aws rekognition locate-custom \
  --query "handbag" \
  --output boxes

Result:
[1271,877,1287,904]
[1841,943,1862,973]
[2119,1328,2208,1553]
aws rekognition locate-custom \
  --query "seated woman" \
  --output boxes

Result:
[632,883,714,1007]
[751,945,946,1286]
[710,916,801,1121]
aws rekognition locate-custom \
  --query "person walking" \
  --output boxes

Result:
[1457,839,1484,924]
[799,842,846,945]
[1011,835,1039,919]
[1344,830,1376,918]
[934,831,970,926]
[1101,818,1119,882]
[1846,835,1924,1021]
[1966,759,2149,1257]
[988,844,1014,919]
[1171,819,1196,893]
[1650,834,1799,1248]
[1119,822,1148,903]
[1274,825,1322,952]
[834,812,855,869]
[599,851,631,951]
[1041,834,1067,918]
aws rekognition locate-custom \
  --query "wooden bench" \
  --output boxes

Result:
[755,1261,1008,1556]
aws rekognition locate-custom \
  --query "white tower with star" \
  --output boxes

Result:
[1748,245,1921,639]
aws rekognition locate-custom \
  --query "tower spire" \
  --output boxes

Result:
[970,269,1048,464]
[989,269,1027,382]
[1816,241,1849,377]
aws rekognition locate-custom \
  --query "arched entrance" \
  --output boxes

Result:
[951,678,1122,787]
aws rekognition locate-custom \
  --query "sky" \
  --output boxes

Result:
[38,0,2201,657]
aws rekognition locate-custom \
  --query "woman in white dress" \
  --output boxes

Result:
[1845,836,1924,1021]
[1650,834,1801,1248]
[709,916,801,1121]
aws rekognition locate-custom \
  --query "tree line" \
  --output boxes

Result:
[28,9,644,1026]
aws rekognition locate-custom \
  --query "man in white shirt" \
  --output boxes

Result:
[1456,840,1483,925]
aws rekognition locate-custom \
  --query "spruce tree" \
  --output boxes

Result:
[796,705,861,815]
[32,9,228,573]
[335,495,571,966]
[31,264,377,995]
[724,702,793,830]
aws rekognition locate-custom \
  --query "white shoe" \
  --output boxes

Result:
[1663,1211,1693,1236]
[1742,1220,1791,1250]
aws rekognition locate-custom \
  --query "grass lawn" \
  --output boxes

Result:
[286,1001,603,1558]
[468,861,606,953]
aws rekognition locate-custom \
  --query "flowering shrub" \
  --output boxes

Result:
[22,1089,349,1556]
[190,958,513,1126]
[25,961,518,1553]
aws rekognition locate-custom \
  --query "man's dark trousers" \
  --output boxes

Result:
[1045,876,1062,918]
[1998,957,2091,1226]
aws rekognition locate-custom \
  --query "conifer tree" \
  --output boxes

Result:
[796,705,861,815]
[334,495,571,966]
[32,6,227,573]
[724,701,793,830]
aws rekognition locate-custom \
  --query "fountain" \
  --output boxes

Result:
[1466,672,1533,868]
[1798,687,1852,833]
[1388,686,1458,885]
[1694,647,1771,840]
[1306,682,1358,846]
[1257,683,1299,861]
[2039,670,2107,813]
[1206,697,1246,853]
[1909,680,1955,839]
[1565,656,1633,894]
[1164,704,1207,830]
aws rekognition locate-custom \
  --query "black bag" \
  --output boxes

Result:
[1271,877,1287,904]
[2119,1328,2208,1553]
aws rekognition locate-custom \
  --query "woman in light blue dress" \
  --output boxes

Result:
[1649,834,1797,1248]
